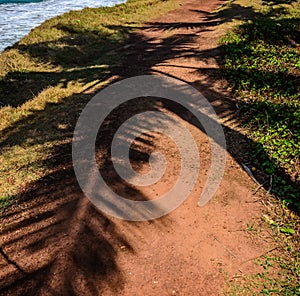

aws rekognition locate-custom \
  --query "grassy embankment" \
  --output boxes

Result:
[0,0,178,208]
[219,0,299,294]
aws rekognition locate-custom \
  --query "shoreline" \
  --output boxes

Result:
[0,0,126,53]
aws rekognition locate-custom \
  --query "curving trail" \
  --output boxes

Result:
[0,0,275,295]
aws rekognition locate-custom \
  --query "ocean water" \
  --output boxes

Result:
[0,0,125,53]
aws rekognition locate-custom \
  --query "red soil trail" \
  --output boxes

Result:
[0,0,274,295]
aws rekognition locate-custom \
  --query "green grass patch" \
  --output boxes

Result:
[227,253,300,295]
[225,205,299,295]
[220,0,300,212]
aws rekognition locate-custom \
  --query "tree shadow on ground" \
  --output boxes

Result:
[107,0,300,206]
[0,92,174,295]
[0,24,129,107]
[0,0,299,294]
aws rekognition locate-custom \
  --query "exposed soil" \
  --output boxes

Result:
[0,0,276,295]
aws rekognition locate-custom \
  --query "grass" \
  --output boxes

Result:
[220,0,300,294]
[220,1,300,212]
[227,253,300,295]
[226,201,299,295]
[0,0,179,207]
[225,208,299,295]
[226,233,299,295]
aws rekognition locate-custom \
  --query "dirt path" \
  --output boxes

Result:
[0,0,275,295]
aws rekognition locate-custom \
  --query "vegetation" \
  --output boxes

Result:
[220,0,300,294]
[226,204,299,295]
[221,1,300,212]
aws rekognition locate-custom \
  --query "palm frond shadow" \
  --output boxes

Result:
[0,1,299,294]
